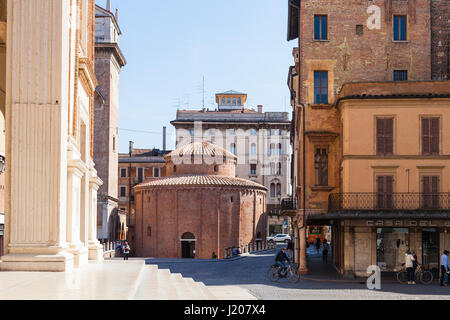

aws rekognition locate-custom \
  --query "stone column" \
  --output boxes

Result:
[88,166,103,260]
[66,150,89,268]
[1,0,75,272]
[299,225,308,274]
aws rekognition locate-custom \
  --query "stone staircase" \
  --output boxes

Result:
[132,264,256,300]
[0,260,257,300]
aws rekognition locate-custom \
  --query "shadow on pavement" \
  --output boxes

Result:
[145,243,450,296]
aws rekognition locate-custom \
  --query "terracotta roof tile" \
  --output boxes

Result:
[135,175,267,190]
[165,141,237,160]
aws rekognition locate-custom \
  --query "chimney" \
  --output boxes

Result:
[163,127,167,151]
[106,0,111,12]
[115,8,119,23]
[257,105,263,114]
[129,141,134,156]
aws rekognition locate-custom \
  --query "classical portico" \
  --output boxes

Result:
[0,0,103,271]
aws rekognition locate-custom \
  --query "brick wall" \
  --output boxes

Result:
[431,0,450,80]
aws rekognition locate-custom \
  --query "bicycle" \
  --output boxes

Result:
[396,263,434,285]
[267,262,300,283]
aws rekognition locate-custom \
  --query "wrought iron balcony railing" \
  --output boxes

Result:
[328,193,450,212]
[281,197,297,211]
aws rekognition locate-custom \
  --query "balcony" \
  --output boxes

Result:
[281,197,297,211]
[328,193,450,212]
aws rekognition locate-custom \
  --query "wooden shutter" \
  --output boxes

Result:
[384,118,393,154]
[376,118,384,155]
[377,175,393,209]
[422,118,431,155]
[422,118,440,155]
[431,118,440,154]
[376,118,393,155]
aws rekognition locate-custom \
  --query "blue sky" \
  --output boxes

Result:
[96,0,296,153]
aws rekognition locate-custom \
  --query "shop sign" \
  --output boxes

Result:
[366,220,441,227]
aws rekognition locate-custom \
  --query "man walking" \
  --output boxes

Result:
[440,250,449,286]
[123,241,130,261]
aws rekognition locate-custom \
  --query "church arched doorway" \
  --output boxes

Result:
[181,232,196,259]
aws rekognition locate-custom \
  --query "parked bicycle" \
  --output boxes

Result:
[267,262,300,283]
[396,263,433,285]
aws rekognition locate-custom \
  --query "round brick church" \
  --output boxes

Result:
[133,141,267,259]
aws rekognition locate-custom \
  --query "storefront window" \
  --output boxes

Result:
[422,228,440,278]
[376,228,409,272]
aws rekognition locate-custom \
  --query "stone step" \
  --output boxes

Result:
[132,265,159,300]
[206,285,257,300]
[190,280,218,300]
[170,273,207,300]
[155,268,180,300]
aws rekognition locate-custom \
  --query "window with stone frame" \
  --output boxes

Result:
[314,71,328,104]
[314,148,328,186]
[393,15,407,41]
[153,167,160,178]
[120,186,127,198]
[120,168,127,178]
[376,117,394,155]
[314,15,328,40]
[421,117,440,155]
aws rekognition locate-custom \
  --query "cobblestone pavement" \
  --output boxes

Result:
[146,244,450,300]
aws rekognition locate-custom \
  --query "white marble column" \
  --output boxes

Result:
[88,165,103,260]
[1,0,74,271]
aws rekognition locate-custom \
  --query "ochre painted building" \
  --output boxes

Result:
[286,0,450,276]
[133,142,267,259]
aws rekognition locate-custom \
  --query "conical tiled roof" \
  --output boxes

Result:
[135,175,267,190]
[165,141,237,161]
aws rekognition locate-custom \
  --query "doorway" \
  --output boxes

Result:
[422,228,440,278]
[181,232,196,259]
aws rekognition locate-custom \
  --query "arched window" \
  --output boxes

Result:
[277,162,282,175]
[270,162,275,175]
[270,183,276,198]
[250,128,257,135]
[238,98,242,105]
[232,98,236,105]
[251,143,257,155]
[276,183,282,198]
[222,98,225,105]
[227,98,231,105]
[278,143,282,155]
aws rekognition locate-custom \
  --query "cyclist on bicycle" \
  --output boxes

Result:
[275,247,291,276]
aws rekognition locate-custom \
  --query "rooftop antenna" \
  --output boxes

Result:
[202,76,205,110]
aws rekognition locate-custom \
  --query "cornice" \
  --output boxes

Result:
[95,42,127,67]
[78,57,98,94]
